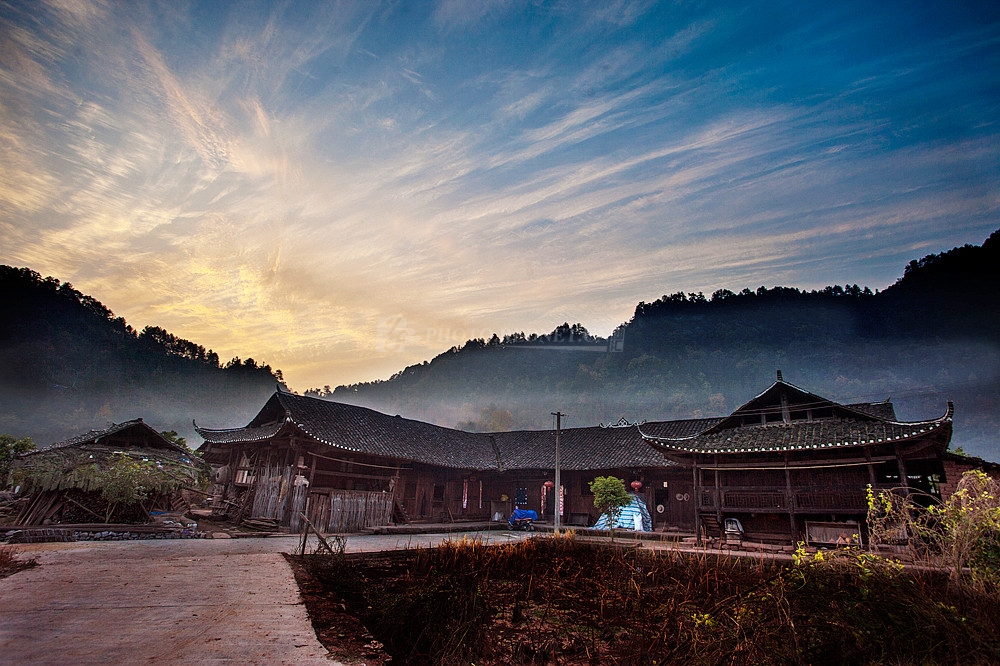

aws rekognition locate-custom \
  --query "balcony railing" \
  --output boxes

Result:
[700,485,879,513]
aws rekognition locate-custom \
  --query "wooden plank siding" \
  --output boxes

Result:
[315,489,394,533]
[249,465,309,530]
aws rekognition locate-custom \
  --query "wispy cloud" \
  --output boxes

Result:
[0,0,997,389]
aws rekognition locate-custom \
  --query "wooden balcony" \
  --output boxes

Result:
[699,485,885,514]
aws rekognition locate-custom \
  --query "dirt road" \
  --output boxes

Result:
[0,530,519,665]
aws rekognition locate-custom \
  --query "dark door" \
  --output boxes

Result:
[668,483,695,530]
[653,488,670,528]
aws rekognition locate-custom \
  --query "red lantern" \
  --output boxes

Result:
[631,481,643,491]
[543,480,555,489]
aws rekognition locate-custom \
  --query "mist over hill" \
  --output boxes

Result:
[323,229,1000,460]
[2,230,997,459]
[0,266,283,447]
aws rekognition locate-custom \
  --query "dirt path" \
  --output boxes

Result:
[0,530,519,665]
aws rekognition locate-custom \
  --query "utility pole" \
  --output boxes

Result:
[552,411,563,534]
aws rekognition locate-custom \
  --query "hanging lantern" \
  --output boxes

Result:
[543,480,555,489]
[631,480,643,491]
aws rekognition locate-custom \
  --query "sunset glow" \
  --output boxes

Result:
[2,1,998,389]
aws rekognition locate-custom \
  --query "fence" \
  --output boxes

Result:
[247,467,393,533]
[318,489,394,533]
[250,465,309,530]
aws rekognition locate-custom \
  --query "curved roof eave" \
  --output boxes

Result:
[194,420,288,445]
[638,402,953,456]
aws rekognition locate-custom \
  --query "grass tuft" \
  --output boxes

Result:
[0,545,38,579]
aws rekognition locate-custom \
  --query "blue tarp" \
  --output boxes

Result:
[592,495,652,531]
[509,508,538,525]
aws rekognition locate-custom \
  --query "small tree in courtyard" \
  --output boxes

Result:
[590,476,631,537]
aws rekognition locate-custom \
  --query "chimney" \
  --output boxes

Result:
[776,369,783,382]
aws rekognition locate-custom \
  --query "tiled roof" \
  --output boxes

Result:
[639,404,954,455]
[196,392,680,471]
[844,401,897,420]
[27,419,187,455]
[639,418,725,439]
[199,392,499,470]
[195,387,955,469]
[491,426,678,471]
[195,422,285,445]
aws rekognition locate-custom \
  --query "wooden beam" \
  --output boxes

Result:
[311,469,394,482]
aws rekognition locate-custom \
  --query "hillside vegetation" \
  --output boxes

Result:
[2,230,997,457]
[326,230,1000,459]
[0,266,282,446]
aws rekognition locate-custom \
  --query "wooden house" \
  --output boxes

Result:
[639,374,955,543]
[195,392,499,532]
[195,390,689,533]
[196,376,970,542]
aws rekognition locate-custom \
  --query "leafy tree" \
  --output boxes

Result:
[456,406,517,432]
[0,434,35,486]
[867,470,1000,582]
[930,470,1000,580]
[96,453,158,522]
[160,430,187,448]
[589,476,631,535]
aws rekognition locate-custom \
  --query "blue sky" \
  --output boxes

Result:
[1,0,998,390]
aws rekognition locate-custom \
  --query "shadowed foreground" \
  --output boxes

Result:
[296,536,1000,665]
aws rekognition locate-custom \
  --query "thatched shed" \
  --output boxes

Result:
[11,419,203,525]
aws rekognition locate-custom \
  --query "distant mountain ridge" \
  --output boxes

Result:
[0,266,283,446]
[1,230,997,458]
[324,229,1000,459]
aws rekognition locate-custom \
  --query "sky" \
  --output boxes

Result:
[1,0,998,391]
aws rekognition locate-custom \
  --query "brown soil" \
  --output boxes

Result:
[285,538,1000,665]
[284,553,393,665]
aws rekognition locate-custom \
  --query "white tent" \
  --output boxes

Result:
[592,494,652,531]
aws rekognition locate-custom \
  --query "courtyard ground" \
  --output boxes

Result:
[0,529,519,665]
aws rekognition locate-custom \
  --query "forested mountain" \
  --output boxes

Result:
[3,230,997,458]
[324,229,1000,459]
[0,267,283,447]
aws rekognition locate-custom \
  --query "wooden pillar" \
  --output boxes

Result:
[284,436,294,468]
[714,460,722,525]
[692,456,702,545]
[895,444,910,495]
[864,448,877,486]
[784,454,796,543]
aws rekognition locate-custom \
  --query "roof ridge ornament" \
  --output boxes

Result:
[601,417,646,428]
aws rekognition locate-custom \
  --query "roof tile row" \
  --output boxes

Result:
[196,390,952,470]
